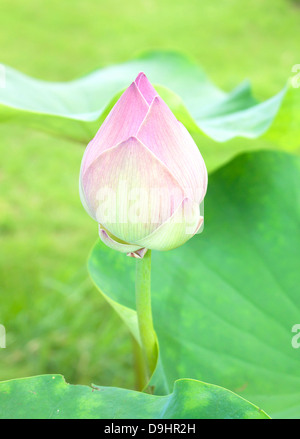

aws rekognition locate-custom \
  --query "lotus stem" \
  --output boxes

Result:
[135,250,157,384]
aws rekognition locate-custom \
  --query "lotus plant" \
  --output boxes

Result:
[79,73,207,385]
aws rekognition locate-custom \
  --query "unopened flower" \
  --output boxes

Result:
[80,73,207,258]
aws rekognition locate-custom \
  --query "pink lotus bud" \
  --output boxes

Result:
[80,73,207,258]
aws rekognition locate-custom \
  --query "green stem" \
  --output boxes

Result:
[132,335,147,391]
[135,250,157,381]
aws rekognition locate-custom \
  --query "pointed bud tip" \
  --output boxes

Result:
[135,72,147,83]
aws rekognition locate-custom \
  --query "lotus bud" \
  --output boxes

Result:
[79,73,207,258]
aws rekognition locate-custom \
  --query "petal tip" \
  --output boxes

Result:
[135,72,147,83]
[134,72,157,105]
[126,135,139,144]
[149,95,167,111]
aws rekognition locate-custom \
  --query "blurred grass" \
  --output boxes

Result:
[0,0,298,388]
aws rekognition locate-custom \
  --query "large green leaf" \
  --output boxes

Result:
[0,52,297,153]
[88,150,300,419]
[0,374,268,419]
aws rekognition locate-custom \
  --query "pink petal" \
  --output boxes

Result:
[137,96,207,204]
[81,82,149,175]
[81,136,185,240]
[135,72,158,105]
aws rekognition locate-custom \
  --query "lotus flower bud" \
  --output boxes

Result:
[80,73,207,258]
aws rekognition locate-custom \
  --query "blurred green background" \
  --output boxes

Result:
[0,0,298,389]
